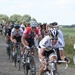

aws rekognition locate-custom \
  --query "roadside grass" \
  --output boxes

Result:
[60,28,75,68]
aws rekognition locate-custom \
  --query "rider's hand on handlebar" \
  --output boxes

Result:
[64,57,70,64]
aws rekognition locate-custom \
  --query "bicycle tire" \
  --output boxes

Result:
[17,54,21,70]
[14,54,17,67]
[30,56,36,75]
[6,45,11,59]
[23,63,28,75]
[17,45,21,70]
[51,70,58,75]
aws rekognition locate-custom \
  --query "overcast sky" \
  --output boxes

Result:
[0,0,75,25]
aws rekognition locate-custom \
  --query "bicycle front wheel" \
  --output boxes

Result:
[51,70,58,75]
[23,63,28,75]
[30,56,36,75]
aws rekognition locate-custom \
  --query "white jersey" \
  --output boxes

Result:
[11,28,23,37]
[39,35,64,51]
[58,29,65,47]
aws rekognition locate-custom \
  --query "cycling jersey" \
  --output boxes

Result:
[11,28,23,37]
[39,35,64,51]
[23,27,41,38]
[23,27,41,47]
[11,28,23,42]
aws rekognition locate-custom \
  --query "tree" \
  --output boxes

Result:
[0,14,9,24]
[9,14,22,23]
[31,18,37,21]
[22,14,31,23]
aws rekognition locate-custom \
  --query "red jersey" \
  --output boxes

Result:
[23,27,41,38]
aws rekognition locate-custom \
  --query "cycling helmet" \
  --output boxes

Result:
[30,20,38,28]
[51,22,58,26]
[49,28,58,40]
[14,24,20,29]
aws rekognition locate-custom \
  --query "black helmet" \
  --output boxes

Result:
[49,28,58,40]
[14,24,20,29]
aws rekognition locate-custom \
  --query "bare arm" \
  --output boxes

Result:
[21,35,29,47]
[10,34,14,42]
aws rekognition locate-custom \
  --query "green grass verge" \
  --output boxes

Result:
[60,27,75,68]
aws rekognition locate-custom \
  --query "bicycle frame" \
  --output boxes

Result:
[12,42,21,70]
[44,58,69,75]
[23,46,36,75]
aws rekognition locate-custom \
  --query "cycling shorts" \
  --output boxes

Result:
[13,36,21,42]
[25,38,34,47]
[38,48,57,62]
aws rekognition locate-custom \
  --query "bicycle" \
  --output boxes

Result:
[12,42,21,70]
[43,49,69,75]
[23,46,36,75]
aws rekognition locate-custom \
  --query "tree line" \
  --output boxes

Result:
[0,14,37,25]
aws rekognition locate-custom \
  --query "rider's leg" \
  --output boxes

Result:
[38,60,45,75]
[6,35,10,44]
[12,39,17,56]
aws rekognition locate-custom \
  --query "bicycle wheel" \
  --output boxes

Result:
[13,53,17,67]
[6,45,11,59]
[17,54,21,70]
[51,70,58,75]
[23,63,28,75]
[16,43,21,70]
[30,56,36,75]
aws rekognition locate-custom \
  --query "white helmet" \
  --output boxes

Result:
[30,21,38,27]
[49,28,58,40]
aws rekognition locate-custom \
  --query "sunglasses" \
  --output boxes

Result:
[51,38,58,40]
[32,27,36,29]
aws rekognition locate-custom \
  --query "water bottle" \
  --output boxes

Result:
[73,55,75,66]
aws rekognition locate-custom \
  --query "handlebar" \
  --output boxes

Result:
[48,60,69,69]
[25,45,37,50]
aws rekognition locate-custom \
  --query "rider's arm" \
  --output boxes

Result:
[21,34,29,47]
[10,34,14,42]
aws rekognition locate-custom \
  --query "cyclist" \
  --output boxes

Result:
[3,22,11,44]
[21,20,42,60]
[10,24,23,56]
[38,28,70,75]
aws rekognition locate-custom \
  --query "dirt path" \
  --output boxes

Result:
[0,35,75,75]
